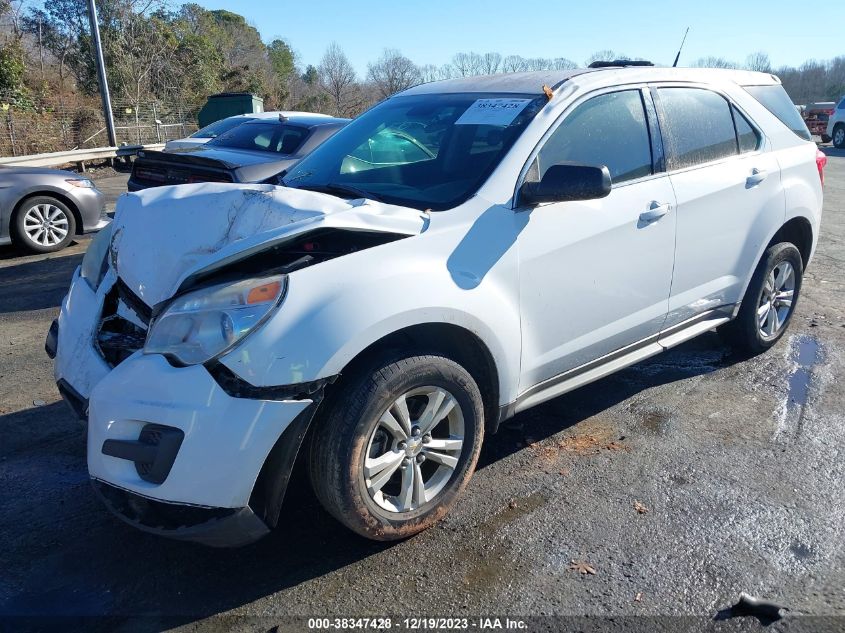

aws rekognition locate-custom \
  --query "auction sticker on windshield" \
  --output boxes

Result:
[455,98,532,126]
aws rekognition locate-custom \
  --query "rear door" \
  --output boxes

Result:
[653,86,784,328]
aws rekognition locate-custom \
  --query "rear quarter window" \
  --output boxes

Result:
[744,84,812,140]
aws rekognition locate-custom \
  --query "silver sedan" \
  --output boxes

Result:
[0,166,109,253]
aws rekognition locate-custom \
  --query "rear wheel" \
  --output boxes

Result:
[821,134,832,144]
[833,124,845,149]
[12,196,76,253]
[308,353,484,540]
[720,242,803,354]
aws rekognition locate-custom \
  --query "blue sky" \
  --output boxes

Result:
[195,0,842,75]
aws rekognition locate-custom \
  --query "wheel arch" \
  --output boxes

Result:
[767,215,813,269]
[249,321,502,530]
[12,190,84,236]
[324,322,501,435]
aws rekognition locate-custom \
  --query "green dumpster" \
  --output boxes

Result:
[197,93,265,128]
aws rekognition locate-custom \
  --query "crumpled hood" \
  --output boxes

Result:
[110,183,427,306]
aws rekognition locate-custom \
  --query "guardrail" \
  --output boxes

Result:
[0,143,165,169]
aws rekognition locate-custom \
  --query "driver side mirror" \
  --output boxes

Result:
[519,163,612,206]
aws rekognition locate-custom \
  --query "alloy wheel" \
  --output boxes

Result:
[363,386,465,513]
[757,260,795,339]
[23,203,69,247]
[835,127,845,147]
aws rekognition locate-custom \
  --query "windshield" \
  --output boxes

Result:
[207,122,310,154]
[283,92,546,210]
[190,116,255,139]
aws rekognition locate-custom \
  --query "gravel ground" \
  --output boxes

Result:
[0,153,843,632]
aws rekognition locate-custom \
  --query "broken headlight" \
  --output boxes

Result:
[144,275,287,366]
[80,225,112,290]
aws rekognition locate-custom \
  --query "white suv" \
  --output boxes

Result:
[826,96,845,148]
[49,65,825,546]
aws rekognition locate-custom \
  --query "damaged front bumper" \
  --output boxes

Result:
[91,479,271,547]
[53,269,323,546]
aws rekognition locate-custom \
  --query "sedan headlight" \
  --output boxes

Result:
[65,178,96,189]
[144,275,287,366]
[80,225,112,290]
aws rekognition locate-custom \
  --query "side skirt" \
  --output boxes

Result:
[498,306,734,423]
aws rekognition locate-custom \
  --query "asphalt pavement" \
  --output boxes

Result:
[0,155,843,632]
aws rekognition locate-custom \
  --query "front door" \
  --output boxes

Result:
[517,88,676,392]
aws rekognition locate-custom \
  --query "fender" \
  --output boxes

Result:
[220,206,524,406]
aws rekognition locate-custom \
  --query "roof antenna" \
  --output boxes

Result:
[672,27,689,67]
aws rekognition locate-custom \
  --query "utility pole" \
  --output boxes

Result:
[38,19,44,83]
[87,0,117,147]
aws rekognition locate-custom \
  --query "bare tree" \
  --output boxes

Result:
[480,52,501,75]
[551,57,577,70]
[585,50,627,66]
[745,51,772,73]
[451,52,483,76]
[367,48,421,98]
[319,41,358,116]
[418,63,439,83]
[691,56,738,69]
[502,55,527,73]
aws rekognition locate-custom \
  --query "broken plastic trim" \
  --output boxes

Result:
[205,361,336,401]
[91,479,270,547]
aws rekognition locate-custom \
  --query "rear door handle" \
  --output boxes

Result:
[639,201,671,223]
[746,168,768,186]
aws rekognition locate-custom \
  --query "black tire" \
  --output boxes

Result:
[821,134,832,144]
[11,196,76,253]
[833,124,845,149]
[308,353,484,540]
[720,242,803,354]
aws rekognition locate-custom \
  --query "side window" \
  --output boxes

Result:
[733,106,760,153]
[536,90,652,185]
[657,88,737,170]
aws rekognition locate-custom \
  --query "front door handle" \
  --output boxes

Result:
[639,201,671,223]
[746,168,768,187]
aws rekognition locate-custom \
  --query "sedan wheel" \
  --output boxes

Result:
[23,203,70,248]
[13,196,76,253]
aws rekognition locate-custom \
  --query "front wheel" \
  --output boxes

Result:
[12,196,76,253]
[720,242,803,354]
[308,354,484,540]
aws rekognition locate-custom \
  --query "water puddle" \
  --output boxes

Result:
[776,336,822,441]
[787,336,821,411]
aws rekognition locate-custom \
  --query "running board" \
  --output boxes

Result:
[500,307,733,421]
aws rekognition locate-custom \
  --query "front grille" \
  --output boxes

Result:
[95,280,150,367]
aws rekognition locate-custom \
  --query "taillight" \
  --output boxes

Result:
[816,149,827,186]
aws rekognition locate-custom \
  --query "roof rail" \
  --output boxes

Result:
[588,60,655,69]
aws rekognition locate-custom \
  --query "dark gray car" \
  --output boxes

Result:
[0,166,108,253]
[128,115,349,191]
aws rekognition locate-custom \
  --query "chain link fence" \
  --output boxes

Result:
[0,92,202,157]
